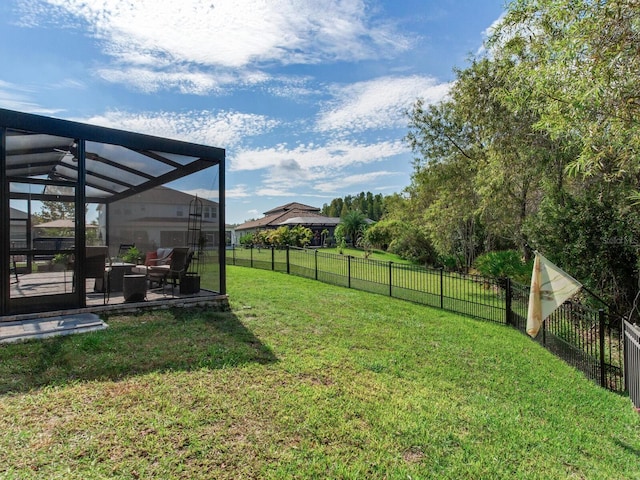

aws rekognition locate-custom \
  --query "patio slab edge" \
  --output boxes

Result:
[0,313,107,344]
[0,292,230,325]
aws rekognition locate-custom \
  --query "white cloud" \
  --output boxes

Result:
[231,139,408,172]
[96,67,226,95]
[51,78,87,90]
[80,109,279,147]
[21,0,413,92]
[225,185,252,199]
[233,139,409,196]
[316,75,452,135]
[261,158,313,191]
[0,80,64,115]
[262,75,317,99]
[96,66,274,95]
[255,187,297,197]
[314,170,399,193]
[477,12,507,57]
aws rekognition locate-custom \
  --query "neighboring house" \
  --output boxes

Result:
[235,202,340,246]
[225,225,237,246]
[98,185,220,254]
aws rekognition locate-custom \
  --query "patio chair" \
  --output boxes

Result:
[84,246,111,304]
[147,247,192,296]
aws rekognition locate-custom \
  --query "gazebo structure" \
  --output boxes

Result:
[1,108,225,317]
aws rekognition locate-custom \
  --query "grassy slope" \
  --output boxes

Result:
[0,266,638,479]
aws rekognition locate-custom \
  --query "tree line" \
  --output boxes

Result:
[321,192,385,221]
[328,0,640,314]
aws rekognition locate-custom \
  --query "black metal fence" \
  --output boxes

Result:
[227,246,627,394]
[623,320,640,409]
[509,281,624,391]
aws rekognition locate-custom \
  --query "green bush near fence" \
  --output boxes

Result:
[474,250,532,284]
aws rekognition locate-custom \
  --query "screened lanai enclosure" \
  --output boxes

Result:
[1,108,225,317]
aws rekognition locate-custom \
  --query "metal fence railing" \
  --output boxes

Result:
[623,320,640,409]
[227,246,628,394]
[510,280,624,392]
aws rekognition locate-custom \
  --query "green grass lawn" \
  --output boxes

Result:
[228,245,412,264]
[228,246,508,323]
[320,246,412,263]
[1,266,639,479]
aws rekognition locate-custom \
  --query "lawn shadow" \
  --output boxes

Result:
[614,438,640,458]
[0,307,277,395]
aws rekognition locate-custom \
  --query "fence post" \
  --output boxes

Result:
[440,267,444,309]
[623,320,629,394]
[348,255,351,289]
[315,249,318,281]
[505,277,512,326]
[250,245,253,268]
[271,246,275,271]
[286,246,290,274]
[232,245,236,265]
[389,261,393,297]
[599,309,606,388]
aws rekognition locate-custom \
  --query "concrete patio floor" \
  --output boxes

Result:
[3,271,229,342]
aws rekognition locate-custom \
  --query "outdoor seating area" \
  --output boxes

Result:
[8,225,216,309]
[16,246,200,298]
[6,267,224,322]
[1,108,226,319]
[8,270,202,303]
[8,244,205,314]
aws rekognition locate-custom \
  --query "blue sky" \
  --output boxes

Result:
[0,0,505,224]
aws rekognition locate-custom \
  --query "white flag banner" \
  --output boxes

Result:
[526,252,582,338]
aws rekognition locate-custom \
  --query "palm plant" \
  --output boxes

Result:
[340,210,368,246]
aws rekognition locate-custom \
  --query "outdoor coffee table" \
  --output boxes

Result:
[108,262,135,292]
[123,274,147,302]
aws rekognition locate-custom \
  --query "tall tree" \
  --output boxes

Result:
[454,57,571,257]
[321,192,386,221]
[490,0,640,184]
[486,0,640,310]
[33,200,76,223]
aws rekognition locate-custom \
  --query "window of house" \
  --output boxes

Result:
[205,232,216,247]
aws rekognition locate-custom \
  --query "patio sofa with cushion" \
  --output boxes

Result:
[132,247,192,293]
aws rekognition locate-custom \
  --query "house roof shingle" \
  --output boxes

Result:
[262,202,319,215]
[279,216,340,226]
[235,202,334,231]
